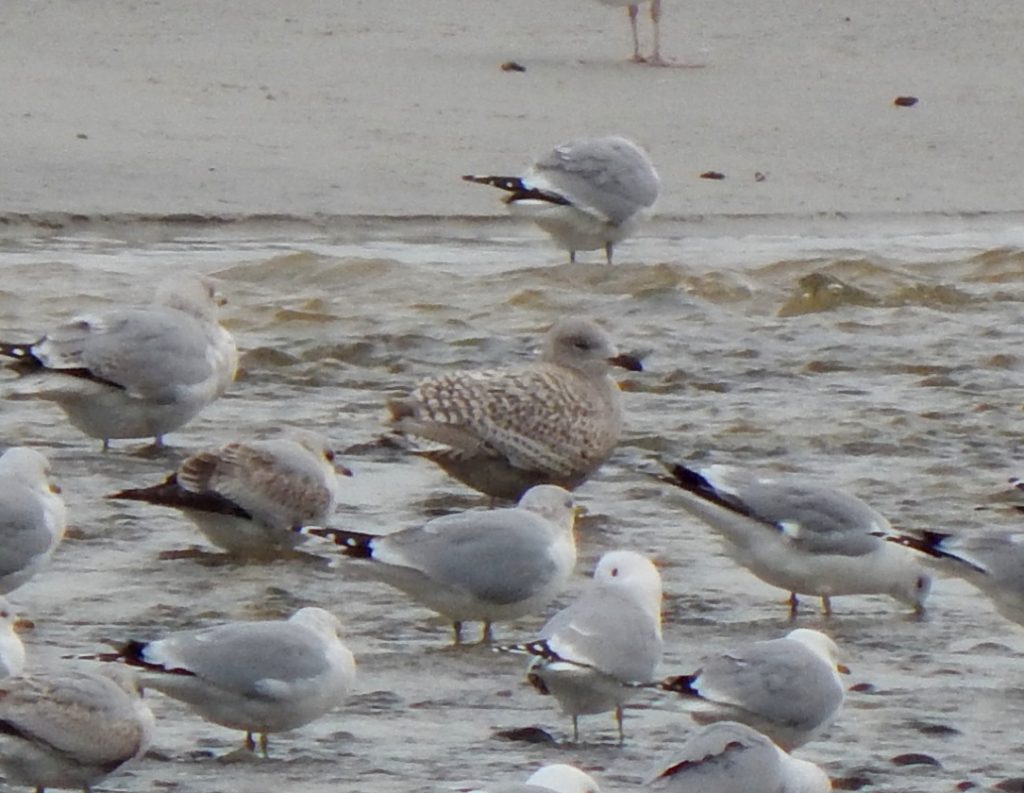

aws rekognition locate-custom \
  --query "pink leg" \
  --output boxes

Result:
[627,5,644,62]
[648,0,667,65]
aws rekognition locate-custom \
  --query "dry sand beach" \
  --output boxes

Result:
[1,2,1024,793]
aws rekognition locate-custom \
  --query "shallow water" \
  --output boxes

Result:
[1,216,1023,792]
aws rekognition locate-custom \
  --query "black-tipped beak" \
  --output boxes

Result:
[608,353,644,372]
[837,663,852,675]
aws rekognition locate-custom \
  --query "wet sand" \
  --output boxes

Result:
[2,0,1023,220]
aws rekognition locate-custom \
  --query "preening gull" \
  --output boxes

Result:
[464,136,659,264]
[108,431,347,557]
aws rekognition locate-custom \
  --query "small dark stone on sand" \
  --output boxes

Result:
[493,726,556,744]
[956,782,977,791]
[849,682,875,693]
[832,775,872,790]
[894,96,918,107]
[500,61,526,72]
[891,752,941,767]
[700,171,726,180]
[995,779,1024,792]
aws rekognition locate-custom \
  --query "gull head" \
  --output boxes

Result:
[593,550,662,619]
[518,485,576,531]
[154,274,223,322]
[786,629,843,669]
[541,319,641,376]
[290,606,346,640]
[0,447,56,492]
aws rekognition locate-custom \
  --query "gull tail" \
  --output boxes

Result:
[660,461,746,516]
[657,673,704,697]
[0,341,46,375]
[885,531,988,574]
[106,474,252,520]
[295,526,377,559]
[461,175,572,206]
[75,640,196,676]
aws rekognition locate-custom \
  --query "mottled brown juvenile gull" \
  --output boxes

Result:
[645,721,832,793]
[389,319,642,501]
[889,528,1024,627]
[658,629,846,750]
[299,485,577,644]
[0,274,238,449]
[593,1,666,65]
[88,607,354,757]
[500,550,663,743]
[662,462,932,616]
[463,136,659,264]
[0,447,66,593]
[107,431,347,557]
[0,667,153,793]
[475,763,601,793]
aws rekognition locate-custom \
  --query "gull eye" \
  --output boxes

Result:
[610,567,619,577]
[324,449,336,462]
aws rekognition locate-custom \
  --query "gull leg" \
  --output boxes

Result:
[820,595,833,617]
[259,732,269,759]
[452,620,464,645]
[648,0,667,65]
[101,438,111,452]
[615,705,625,745]
[788,591,802,619]
[481,621,494,643]
[571,714,580,743]
[627,5,644,62]
[604,241,614,264]
[244,731,256,752]
[569,249,578,264]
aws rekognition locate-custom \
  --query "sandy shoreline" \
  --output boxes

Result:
[2,0,1023,222]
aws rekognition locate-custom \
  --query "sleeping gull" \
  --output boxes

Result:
[662,462,932,616]
[593,1,666,65]
[463,136,659,264]
[500,550,663,743]
[0,598,26,678]
[107,431,347,557]
[645,721,832,793]
[657,629,846,750]
[0,274,238,449]
[0,447,66,594]
[87,606,355,757]
[475,763,601,793]
[0,667,153,792]
[888,528,1024,626]
[299,484,577,643]
[389,318,642,501]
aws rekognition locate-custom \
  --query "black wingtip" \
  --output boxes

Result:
[658,673,702,697]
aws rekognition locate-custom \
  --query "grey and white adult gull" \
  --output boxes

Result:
[500,550,663,743]
[463,136,659,264]
[657,629,846,750]
[299,484,577,643]
[0,274,238,449]
[662,461,932,616]
[0,447,66,593]
[645,721,832,793]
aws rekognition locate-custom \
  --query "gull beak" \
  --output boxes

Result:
[837,663,852,675]
[333,461,354,477]
[13,617,34,633]
[608,352,644,372]
[50,483,62,495]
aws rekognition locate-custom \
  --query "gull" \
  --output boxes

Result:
[107,431,347,557]
[888,529,1024,627]
[645,721,832,793]
[593,1,666,65]
[299,485,577,643]
[475,763,601,793]
[662,462,932,616]
[657,629,846,750]
[0,274,238,449]
[0,447,66,594]
[389,318,642,501]
[500,550,663,743]
[0,667,153,793]
[88,607,354,757]
[0,598,26,678]
[463,136,659,264]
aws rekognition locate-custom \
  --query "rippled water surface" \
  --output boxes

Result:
[1,217,1023,792]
